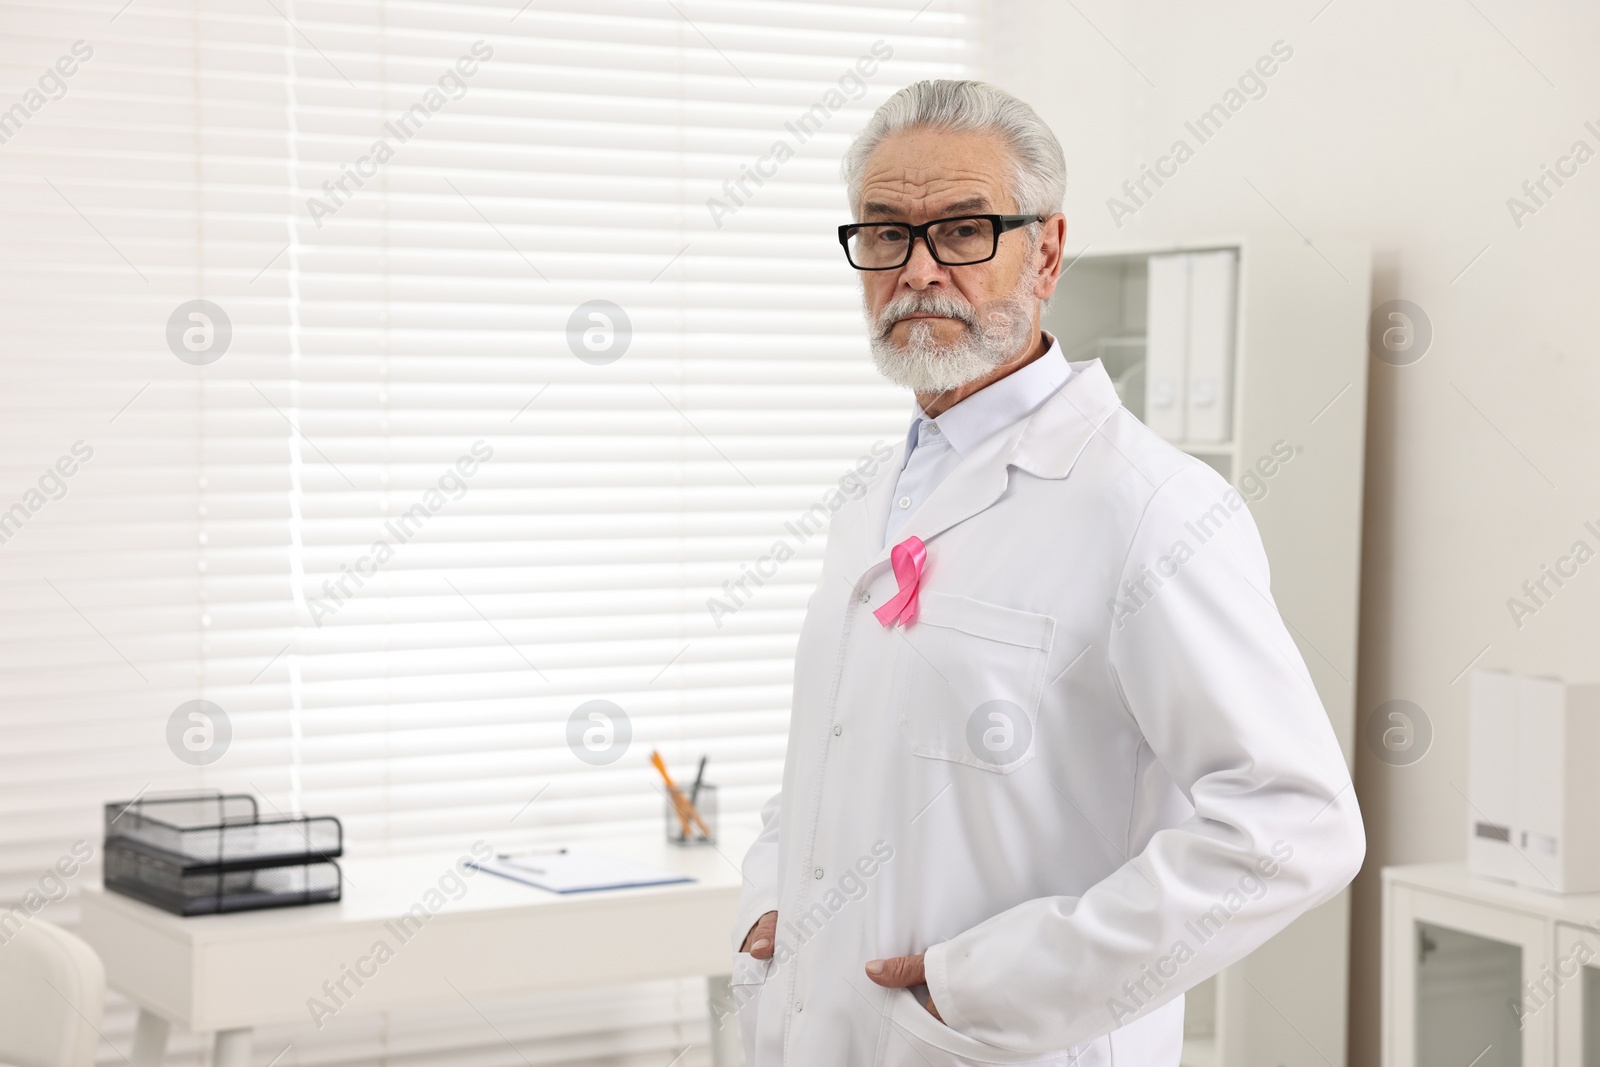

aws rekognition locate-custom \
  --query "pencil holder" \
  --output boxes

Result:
[665,782,717,846]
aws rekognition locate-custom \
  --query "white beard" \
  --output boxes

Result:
[865,265,1040,393]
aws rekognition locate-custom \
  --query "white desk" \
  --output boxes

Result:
[80,833,752,1067]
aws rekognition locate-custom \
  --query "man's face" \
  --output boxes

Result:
[855,127,1057,393]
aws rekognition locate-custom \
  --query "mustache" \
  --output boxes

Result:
[873,292,978,341]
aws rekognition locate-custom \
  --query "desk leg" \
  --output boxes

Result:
[213,1028,253,1067]
[131,1009,170,1067]
[707,973,741,1067]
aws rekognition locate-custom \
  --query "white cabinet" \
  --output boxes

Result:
[1046,233,1372,1067]
[1383,863,1600,1067]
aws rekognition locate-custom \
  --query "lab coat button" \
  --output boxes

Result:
[814,867,824,879]
[833,724,842,736]
[795,1001,803,1012]
[859,591,871,604]
[898,496,912,509]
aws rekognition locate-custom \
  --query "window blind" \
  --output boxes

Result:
[0,0,973,1062]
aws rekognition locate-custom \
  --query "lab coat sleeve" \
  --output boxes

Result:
[922,461,1366,1052]
[731,789,783,953]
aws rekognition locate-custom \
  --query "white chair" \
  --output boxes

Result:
[0,917,106,1067]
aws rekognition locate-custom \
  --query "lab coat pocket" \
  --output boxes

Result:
[895,593,1055,773]
[885,986,1096,1066]
[730,951,774,1065]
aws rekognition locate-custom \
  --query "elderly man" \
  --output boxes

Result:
[728,79,1364,1066]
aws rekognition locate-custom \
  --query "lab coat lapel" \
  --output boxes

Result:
[822,438,905,593]
[1007,356,1124,479]
[844,358,1123,587]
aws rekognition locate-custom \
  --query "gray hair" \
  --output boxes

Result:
[842,80,1067,219]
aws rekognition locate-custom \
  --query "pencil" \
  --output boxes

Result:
[650,749,694,837]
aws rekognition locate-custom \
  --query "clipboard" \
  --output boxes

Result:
[468,848,695,894]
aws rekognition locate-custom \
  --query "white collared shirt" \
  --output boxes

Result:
[885,333,1073,547]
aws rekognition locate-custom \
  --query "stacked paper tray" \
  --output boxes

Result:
[103,792,342,916]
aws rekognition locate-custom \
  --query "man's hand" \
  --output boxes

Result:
[741,910,778,959]
[866,953,943,1022]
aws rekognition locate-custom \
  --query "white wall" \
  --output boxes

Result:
[978,1,1600,1063]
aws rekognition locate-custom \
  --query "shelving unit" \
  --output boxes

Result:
[1046,233,1373,1066]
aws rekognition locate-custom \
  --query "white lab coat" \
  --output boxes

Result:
[729,357,1365,1066]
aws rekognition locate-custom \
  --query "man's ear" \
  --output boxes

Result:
[1033,212,1068,302]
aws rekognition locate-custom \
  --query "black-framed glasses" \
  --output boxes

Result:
[837,214,1045,270]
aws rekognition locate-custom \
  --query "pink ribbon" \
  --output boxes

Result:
[872,536,927,628]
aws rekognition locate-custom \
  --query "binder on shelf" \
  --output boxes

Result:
[1467,670,1522,886]
[1468,671,1600,894]
[1143,250,1238,445]
[1184,250,1237,443]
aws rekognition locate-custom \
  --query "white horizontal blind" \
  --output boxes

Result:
[0,0,972,1063]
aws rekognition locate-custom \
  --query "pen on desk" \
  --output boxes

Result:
[680,775,711,839]
[689,755,707,808]
[495,847,567,872]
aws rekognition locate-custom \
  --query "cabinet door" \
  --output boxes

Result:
[1384,883,1552,1067]
[1554,922,1600,1066]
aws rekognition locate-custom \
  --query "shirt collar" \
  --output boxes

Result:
[901,331,1074,467]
